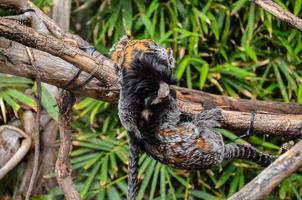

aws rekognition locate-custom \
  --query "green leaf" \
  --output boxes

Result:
[298,82,302,103]
[176,57,190,80]
[199,61,209,89]
[122,0,133,35]
[231,0,248,14]
[149,163,161,200]
[273,64,289,102]
[80,160,101,198]
[215,164,236,188]
[0,91,20,112]
[141,14,154,37]
[107,186,121,200]
[245,45,258,62]
[137,160,156,200]
[294,0,302,15]
[189,190,216,200]
[100,156,109,186]
[6,89,37,110]
[41,86,58,120]
[160,165,166,200]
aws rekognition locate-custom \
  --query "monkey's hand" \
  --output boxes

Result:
[192,108,223,128]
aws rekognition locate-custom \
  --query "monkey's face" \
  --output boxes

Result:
[122,51,176,106]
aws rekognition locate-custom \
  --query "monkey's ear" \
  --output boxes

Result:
[110,35,130,66]
[166,48,175,69]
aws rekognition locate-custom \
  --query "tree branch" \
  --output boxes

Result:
[55,90,80,200]
[0,37,301,136]
[252,0,302,32]
[0,17,301,114]
[228,140,302,200]
[0,125,32,179]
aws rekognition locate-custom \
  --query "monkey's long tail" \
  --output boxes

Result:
[223,143,278,167]
[127,135,139,200]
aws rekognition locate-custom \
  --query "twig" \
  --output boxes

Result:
[252,0,302,32]
[25,47,42,200]
[228,140,302,200]
[55,90,81,200]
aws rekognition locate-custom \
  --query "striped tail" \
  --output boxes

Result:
[127,134,139,200]
[223,143,278,167]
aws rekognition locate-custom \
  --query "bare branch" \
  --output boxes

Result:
[55,90,81,200]
[25,47,42,200]
[0,125,32,179]
[252,0,302,32]
[228,140,302,200]
[52,0,71,32]
[0,37,301,136]
[0,18,118,86]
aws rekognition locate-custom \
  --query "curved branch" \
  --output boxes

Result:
[0,125,32,179]
[228,140,302,200]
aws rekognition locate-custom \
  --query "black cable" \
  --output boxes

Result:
[19,8,36,14]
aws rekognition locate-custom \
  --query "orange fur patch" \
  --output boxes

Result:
[111,39,158,70]
[195,138,206,148]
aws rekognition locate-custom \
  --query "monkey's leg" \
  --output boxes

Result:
[192,108,223,128]
[223,143,278,167]
[127,135,139,200]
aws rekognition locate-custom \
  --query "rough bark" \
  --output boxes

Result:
[0,18,117,87]
[228,140,302,200]
[55,90,80,200]
[252,0,302,32]
[1,17,302,114]
[0,37,301,136]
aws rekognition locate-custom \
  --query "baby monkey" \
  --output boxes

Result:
[111,36,277,200]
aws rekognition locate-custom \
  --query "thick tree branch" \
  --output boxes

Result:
[0,38,301,136]
[228,140,302,200]
[0,18,117,87]
[0,18,301,114]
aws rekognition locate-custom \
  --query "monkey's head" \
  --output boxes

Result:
[112,37,176,106]
[126,51,176,106]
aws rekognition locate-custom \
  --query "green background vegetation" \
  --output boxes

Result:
[1,0,302,199]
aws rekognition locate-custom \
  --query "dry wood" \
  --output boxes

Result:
[0,37,301,136]
[252,0,302,32]
[19,110,35,194]
[25,47,42,200]
[0,125,32,179]
[1,18,302,114]
[33,120,58,194]
[228,140,302,200]
[52,0,71,32]
[55,90,81,200]
[0,18,117,86]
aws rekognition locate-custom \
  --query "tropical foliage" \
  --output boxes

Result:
[1,0,302,199]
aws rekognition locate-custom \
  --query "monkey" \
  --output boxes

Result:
[111,36,175,140]
[111,36,278,199]
[111,36,176,200]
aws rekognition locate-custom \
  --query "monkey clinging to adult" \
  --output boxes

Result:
[111,36,278,200]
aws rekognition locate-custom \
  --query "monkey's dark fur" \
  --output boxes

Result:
[112,37,277,199]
